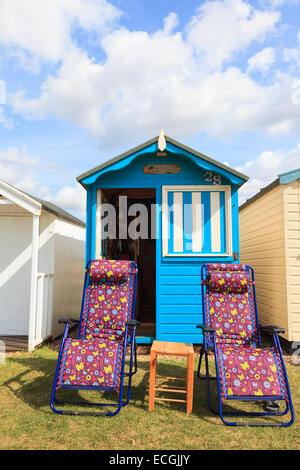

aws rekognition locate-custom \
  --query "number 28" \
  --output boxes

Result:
[204,171,222,185]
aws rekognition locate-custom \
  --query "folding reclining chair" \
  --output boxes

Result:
[50,259,138,416]
[197,263,294,427]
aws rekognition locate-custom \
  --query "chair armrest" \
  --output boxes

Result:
[58,318,80,324]
[196,324,215,333]
[125,320,140,328]
[259,325,285,335]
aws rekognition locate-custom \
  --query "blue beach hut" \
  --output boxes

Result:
[77,132,248,344]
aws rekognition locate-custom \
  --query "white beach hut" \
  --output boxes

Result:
[0,178,85,351]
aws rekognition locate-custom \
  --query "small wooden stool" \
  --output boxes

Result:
[149,341,194,414]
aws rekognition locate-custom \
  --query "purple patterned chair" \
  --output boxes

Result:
[197,263,294,426]
[50,259,138,416]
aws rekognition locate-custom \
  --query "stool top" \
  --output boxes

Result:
[151,340,194,356]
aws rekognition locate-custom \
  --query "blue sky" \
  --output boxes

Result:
[0,0,300,219]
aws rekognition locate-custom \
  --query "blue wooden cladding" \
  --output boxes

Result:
[77,135,248,344]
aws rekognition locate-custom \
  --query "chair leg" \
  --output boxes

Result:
[204,350,220,416]
[197,345,204,379]
[122,337,137,408]
[133,342,137,373]
[124,340,137,377]
[149,349,157,411]
[197,345,216,381]
[196,347,220,415]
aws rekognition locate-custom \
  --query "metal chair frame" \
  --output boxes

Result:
[197,264,294,427]
[50,260,138,416]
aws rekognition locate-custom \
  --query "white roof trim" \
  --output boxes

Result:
[0,178,42,215]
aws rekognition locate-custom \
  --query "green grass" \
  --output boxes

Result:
[0,342,299,450]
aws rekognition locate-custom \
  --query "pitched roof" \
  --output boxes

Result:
[77,134,248,185]
[0,178,85,227]
[30,194,85,227]
[239,168,300,211]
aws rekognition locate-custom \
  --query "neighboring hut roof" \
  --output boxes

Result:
[0,178,85,227]
[77,134,249,187]
[30,195,85,227]
[239,168,300,212]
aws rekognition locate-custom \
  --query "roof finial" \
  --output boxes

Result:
[158,128,166,151]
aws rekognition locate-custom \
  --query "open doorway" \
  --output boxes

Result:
[100,188,156,340]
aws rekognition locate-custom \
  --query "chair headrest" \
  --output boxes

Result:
[206,264,250,294]
[207,263,247,272]
[89,260,133,283]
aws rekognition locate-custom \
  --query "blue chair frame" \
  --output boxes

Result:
[50,260,138,416]
[197,264,295,427]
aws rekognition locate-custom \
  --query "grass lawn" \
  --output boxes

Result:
[0,341,299,450]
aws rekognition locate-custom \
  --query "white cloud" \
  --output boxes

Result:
[0,146,50,197]
[283,28,300,69]
[283,48,300,67]
[186,0,280,70]
[211,71,300,137]
[0,146,85,218]
[237,143,300,203]
[163,12,179,35]
[0,146,37,166]
[12,37,300,147]
[53,184,86,219]
[0,0,121,64]
[4,0,300,150]
[247,47,276,73]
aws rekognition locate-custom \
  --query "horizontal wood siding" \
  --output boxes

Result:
[239,185,289,338]
[284,180,300,341]
[159,263,203,343]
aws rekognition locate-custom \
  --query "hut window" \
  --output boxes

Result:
[162,185,232,257]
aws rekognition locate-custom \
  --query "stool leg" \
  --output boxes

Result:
[149,350,157,411]
[186,353,194,415]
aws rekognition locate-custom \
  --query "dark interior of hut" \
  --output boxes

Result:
[101,188,156,338]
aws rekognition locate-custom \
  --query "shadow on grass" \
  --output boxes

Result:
[3,350,259,425]
[3,354,147,415]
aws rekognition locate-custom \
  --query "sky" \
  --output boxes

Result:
[0,0,300,220]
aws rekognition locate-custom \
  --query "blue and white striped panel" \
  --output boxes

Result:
[168,190,226,254]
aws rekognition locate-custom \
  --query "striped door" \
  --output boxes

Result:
[163,187,230,256]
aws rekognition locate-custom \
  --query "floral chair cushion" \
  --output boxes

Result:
[56,338,123,390]
[208,291,254,345]
[89,260,132,283]
[204,264,257,347]
[81,260,134,341]
[207,263,248,272]
[208,270,250,294]
[216,345,287,400]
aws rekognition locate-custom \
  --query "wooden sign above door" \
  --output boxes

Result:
[144,164,181,175]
